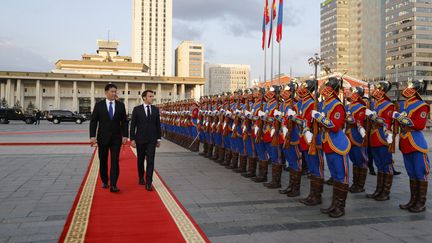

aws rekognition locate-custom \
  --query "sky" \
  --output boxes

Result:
[0,0,322,80]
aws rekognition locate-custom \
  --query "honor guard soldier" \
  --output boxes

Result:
[229,90,247,172]
[237,89,255,175]
[312,77,351,218]
[394,79,430,213]
[346,87,368,193]
[365,81,395,201]
[250,88,266,181]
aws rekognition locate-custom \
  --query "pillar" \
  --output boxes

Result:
[124,82,129,114]
[35,80,41,109]
[157,83,162,104]
[90,81,95,111]
[0,82,5,104]
[200,85,204,98]
[194,85,201,101]
[140,83,146,104]
[172,84,177,101]
[180,84,185,100]
[54,80,60,109]
[15,79,22,107]
[72,81,78,112]
[10,80,15,105]
[5,79,11,106]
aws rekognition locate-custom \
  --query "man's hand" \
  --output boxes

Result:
[122,137,128,145]
[90,137,97,147]
[156,140,161,148]
[130,140,136,148]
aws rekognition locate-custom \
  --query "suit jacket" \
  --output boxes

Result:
[89,100,128,145]
[130,104,161,144]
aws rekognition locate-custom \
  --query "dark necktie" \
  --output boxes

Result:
[109,102,114,120]
[146,105,151,117]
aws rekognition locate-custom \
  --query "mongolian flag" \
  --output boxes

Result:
[276,0,283,43]
[261,0,270,50]
[267,0,277,48]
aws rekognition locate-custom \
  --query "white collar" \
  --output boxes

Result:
[106,99,115,104]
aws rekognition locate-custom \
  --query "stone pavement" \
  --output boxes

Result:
[0,146,93,243]
[155,139,432,243]
[1,122,432,242]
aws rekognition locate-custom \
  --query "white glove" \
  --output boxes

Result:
[197,119,200,124]
[258,110,266,118]
[223,122,226,129]
[386,133,393,144]
[305,131,313,144]
[392,111,400,119]
[365,109,376,116]
[287,108,296,117]
[274,109,282,118]
[242,125,247,133]
[270,128,276,137]
[359,127,366,138]
[235,109,241,115]
[225,111,232,116]
[254,125,259,135]
[232,124,236,131]
[245,110,251,116]
[282,126,288,137]
[311,110,320,118]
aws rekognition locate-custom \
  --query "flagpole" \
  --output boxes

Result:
[278,41,281,85]
[264,42,267,86]
[271,18,274,87]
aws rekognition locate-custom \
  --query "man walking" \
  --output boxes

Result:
[130,90,162,191]
[90,84,128,193]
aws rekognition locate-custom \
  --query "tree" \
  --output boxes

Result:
[26,101,35,113]
[1,98,8,108]
[13,100,22,110]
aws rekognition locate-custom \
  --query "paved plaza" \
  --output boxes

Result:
[0,121,431,242]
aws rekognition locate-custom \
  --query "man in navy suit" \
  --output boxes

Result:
[130,90,162,191]
[90,84,128,193]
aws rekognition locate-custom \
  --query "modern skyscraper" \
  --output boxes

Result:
[132,0,172,76]
[320,0,385,79]
[385,0,432,86]
[175,41,204,78]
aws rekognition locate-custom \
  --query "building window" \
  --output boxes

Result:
[24,88,27,93]
[43,89,46,93]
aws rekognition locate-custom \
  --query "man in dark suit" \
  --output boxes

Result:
[90,84,128,193]
[130,90,161,191]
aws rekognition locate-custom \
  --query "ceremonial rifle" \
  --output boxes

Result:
[389,81,400,153]
[283,85,295,149]
[308,79,320,156]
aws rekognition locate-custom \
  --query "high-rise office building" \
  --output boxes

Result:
[385,0,432,87]
[204,63,250,95]
[132,0,172,76]
[320,0,385,79]
[175,41,204,78]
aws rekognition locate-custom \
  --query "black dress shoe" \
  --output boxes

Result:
[145,185,153,191]
[102,183,109,189]
[139,178,145,185]
[110,186,120,193]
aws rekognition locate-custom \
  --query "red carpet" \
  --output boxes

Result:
[0,129,87,135]
[59,146,209,243]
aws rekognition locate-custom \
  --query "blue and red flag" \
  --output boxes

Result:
[261,0,270,50]
[267,0,277,48]
[276,0,283,43]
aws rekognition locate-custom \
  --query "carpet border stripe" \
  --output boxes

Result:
[132,148,209,243]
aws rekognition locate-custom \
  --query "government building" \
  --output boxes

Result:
[0,40,204,114]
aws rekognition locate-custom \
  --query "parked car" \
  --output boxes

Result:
[0,108,36,124]
[46,110,87,124]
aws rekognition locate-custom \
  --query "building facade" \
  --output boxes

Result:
[0,72,204,114]
[175,41,204,78]
[132,0,172,76]
[204,64,251,95]
[385,0,432,91]
[320,0,386,80]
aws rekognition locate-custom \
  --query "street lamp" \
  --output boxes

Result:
[308,53,325,80]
